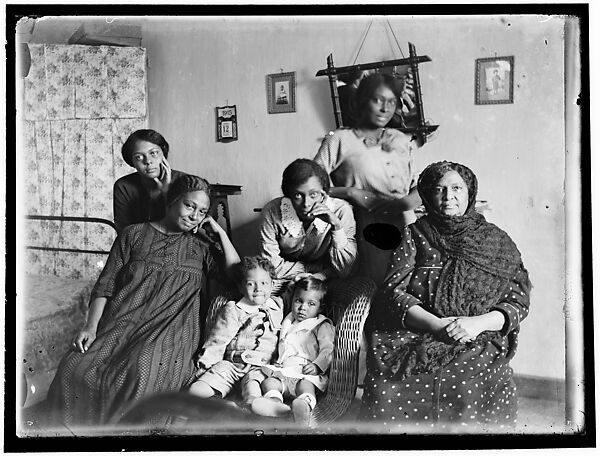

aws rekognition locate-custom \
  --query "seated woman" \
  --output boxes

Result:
[314,73,425,285]
[46,174,240,427]
[360,161,532,430]
[259,158,357,283]
[114,129,185,234]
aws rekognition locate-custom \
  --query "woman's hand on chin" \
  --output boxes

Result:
[307,201,342,230]
[201,215,224,234]
[153,157,172,194]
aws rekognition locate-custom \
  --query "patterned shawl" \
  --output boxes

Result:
[381,162,528,379]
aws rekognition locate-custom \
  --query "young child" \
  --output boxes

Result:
[188,256,284,407]
[251,276,335,426]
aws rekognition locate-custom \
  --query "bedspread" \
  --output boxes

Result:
[20,274,94,407]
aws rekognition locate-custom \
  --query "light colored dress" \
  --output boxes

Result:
[259,195,357,280]
[263,312,335,391]
[314,127,420,284]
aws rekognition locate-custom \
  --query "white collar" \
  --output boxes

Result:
[235,296,281,313]
[281,312,330,336]
[280,196,336,238]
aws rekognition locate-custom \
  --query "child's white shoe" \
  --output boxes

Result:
[251,397,291,417]
[291,396,313,427]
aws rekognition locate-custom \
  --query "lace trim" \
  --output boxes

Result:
[280,197,336,238]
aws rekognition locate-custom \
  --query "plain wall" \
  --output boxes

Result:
[23,15,568,380]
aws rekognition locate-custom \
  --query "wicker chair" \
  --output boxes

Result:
[202,276,376,428]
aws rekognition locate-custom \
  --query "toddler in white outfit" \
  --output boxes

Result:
[251,276,335,426]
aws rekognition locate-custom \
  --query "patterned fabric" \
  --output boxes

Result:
[22,44,147,280]
[360,223,531,429]
[259,196,357,280]
[314,127,420,284]
[360,162,532,429]
[197,296,284,370]
[46,223,224,426]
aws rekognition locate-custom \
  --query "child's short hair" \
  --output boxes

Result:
[292,276,328,305]
[235,256,276,284]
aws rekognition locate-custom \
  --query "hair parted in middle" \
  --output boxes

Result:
[355,72,406,114]
[166,174,211,207]
[281,158,330,198]
[292,276,328,305]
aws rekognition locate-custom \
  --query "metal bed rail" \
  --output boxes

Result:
[25,215,117,255]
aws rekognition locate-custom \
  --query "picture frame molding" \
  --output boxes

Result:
[475,55,515,105]
[266,71,296,114]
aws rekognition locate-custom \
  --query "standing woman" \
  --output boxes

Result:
[314,73,424,284]
[47,175,240,427]
[114,129,185,234]
[360,161,532,431]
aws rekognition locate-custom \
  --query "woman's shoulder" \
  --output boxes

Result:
[328,196,353,212]
[478,220,519,250]
[381,128,414,150]
[114,172,140,190]
[171,169,186,181]
[321,127,356,143]
[118,222,150,242]
[262,197,285,214]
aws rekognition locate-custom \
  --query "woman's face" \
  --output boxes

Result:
[430,170,470,216]
[130,139,164,180]
[289,175,325,222]
[166,190,210,232]
[363,84,397,128]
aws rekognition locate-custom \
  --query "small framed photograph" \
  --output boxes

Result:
[475,56,514,105]
[266,71,296,114]
[216,105,238,142]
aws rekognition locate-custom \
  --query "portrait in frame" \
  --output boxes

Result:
[475,56,514,104]
[266,71,296,113]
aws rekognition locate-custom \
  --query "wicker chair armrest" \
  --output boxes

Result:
[310,276,376,427]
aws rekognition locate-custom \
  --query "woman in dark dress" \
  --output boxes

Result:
[47,175,240,427]
[113,129,185,234]
[360,161,532,432]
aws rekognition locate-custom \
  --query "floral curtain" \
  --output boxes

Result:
[23,44,148,280]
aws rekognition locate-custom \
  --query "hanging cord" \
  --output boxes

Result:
[351,19,373,65]
[385,17,405,59]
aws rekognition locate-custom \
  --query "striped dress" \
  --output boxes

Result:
[47,223,223,426]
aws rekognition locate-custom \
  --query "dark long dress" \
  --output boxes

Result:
[360,223,531,432]
[47,223,223,426]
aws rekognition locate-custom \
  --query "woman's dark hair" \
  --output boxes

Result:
[166,174,211,207]
[355,72,406,115]
[292,276,328,306]
[417,161,478,214]
[234,256,277,285]
[281,159,330,197]
[121,129,170,167]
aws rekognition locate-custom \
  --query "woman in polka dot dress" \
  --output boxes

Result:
[359,161,531,432]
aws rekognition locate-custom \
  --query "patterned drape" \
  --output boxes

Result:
[23,44,148,280]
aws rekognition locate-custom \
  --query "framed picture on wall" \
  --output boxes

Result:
[266,71,296,113]
[475,56,514,105]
